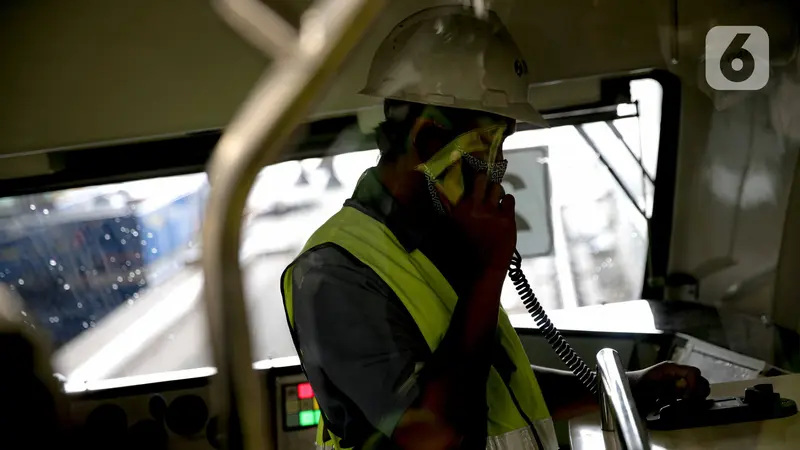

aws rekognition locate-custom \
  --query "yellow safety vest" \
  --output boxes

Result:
[282,206,558,450]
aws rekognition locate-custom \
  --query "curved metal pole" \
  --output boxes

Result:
[213,0,298,59]
[596,348,651,450]
[204,1,384,449]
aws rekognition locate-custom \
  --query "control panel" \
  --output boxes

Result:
[66,364,318,450]
[283,381,321,429]
[67,378,214,450]
[270,368,318,450]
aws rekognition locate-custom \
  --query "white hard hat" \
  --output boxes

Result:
[360,6,546,126]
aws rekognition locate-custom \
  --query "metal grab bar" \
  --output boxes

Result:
[203,1,384,449]
[596,348,651,450]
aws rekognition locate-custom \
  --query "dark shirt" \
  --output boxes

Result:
[292,245,428,447]
[289,168,480,448]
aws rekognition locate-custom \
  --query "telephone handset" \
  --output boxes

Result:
[509,249,599,395]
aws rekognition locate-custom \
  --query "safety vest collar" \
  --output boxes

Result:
[348,167,431,253]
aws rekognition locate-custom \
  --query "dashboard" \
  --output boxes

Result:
[68,364,317,450]
[61,319,782,450]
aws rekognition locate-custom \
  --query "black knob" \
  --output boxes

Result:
[754,384,774,394]
[149,395,168,421]
[86,403,128,437]
[85,403,128,450]
[206,416,245,450]
[165,395,209,436]
[745,384,779,407]
[128,419,168,450]
[206,416,222,449]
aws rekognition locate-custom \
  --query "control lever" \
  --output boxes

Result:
[597,348,651,450]
[646,383,798,430]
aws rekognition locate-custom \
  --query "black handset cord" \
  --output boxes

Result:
[509,249,598,395]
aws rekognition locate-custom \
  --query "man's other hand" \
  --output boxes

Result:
[627,362,711,415]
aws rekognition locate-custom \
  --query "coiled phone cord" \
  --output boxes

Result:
[509,249,598,395]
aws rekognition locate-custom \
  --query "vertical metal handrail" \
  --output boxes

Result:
[203,1,385,449]
[596,348,651,450]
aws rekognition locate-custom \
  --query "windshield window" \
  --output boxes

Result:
[3,78,663,386]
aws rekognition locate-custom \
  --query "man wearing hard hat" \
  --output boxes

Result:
[281,6,710,450]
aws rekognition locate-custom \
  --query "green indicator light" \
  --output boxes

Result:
[314,410,321,424]
[299,410,316,427]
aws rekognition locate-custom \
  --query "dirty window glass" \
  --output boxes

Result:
[5,78,662,385]
[0,175,209,386]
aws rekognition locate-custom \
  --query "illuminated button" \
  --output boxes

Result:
[299,410,317,427]
[300,399,314,411]
[286,413,300,428]
[286,399,300,414]
[314,410,321,423]
[313,398,319,410]
[297,382,314,399]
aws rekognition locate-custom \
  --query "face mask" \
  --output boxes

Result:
[415,125,508,215]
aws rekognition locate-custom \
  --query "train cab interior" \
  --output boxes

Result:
[2,0,800,448]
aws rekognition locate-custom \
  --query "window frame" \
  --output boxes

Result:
[0,70,681,302]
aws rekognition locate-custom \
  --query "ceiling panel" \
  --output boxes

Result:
[1,0,794,156]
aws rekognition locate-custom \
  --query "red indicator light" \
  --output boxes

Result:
[298,382,314,399]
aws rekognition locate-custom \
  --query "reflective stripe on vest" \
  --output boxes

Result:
[282,206,557,450]
[486,419,558,450]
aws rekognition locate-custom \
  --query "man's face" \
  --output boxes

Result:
[410,105,515,211]
[411,105,515,166]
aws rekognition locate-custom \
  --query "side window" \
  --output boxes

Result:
[500,77,662,313]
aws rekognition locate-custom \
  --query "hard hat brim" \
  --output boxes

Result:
[504,103,549,127]
[359,89,549,128]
